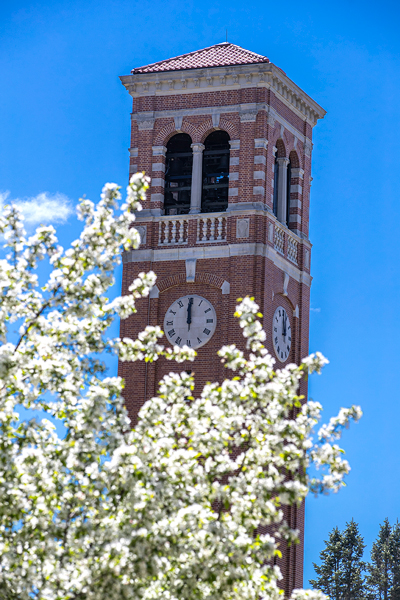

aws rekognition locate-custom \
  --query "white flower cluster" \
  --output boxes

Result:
[0,176,361,600]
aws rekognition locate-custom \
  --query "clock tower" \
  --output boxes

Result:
[119,43,325,595]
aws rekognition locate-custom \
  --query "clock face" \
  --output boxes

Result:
[272,306,292,362]
[163,294,217,350]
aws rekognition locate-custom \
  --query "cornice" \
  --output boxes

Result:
[131,102,313,142]
[122,240,312,287]
[120,63,326,126]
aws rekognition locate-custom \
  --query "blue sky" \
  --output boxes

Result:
[1,0,399,585]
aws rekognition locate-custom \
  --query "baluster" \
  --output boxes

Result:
[178,220,184,243]
[162,221,167,245]
[202,219,208,242]
[171,220,177,243]
[184,219,188,242]
[163,221,169,245]
[197,217,201,242]
[218,217,223,240]
[158,221,162,245]
[210,217,216,241]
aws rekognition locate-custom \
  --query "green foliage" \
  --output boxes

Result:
[366,519,400,600]
[390,522,400,600]
[312,519,400,600]
[310,519,365,600]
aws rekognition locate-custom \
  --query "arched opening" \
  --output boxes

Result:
[287,150,300,228]
[201,130,230,213]
[273,154,279,217]
[286,156,292,227]
[164,133,193,215]
[273,139,289,225]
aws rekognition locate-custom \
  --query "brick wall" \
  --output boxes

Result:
[119,66,320,595]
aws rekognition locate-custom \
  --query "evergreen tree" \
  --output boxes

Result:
[390,521,400,600]
[311,520,366,600]
[367,518,392,600]
[310,527,344,600]
[341,519,366,600]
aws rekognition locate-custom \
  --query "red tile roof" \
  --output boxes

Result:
[132,43,270,74]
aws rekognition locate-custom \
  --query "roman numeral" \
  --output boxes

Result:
[176,337,182,345]
[197,337,202,344]
[287,345,290,351]
[168,329,175,337]
[275,337,278,344]
[178,301,184,308]
[206,319,213,323]
[166,320,173,326]
[186,339,191,347]
[274,327,277,332]
[203,328,210,335]
[288,337,291,342]
[204,308,211,313]
[169,310,176,315]
[198,300,203,306]
[277,346,280,353]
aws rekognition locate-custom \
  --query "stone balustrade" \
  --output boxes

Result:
[274,224,285,255]
[156,214,300,266]
[158,217,189,245]
[196,215,227,243]
[274,223,299,265]
[287,235,298,264]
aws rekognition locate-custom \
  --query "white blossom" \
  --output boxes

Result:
[0,175,361,600]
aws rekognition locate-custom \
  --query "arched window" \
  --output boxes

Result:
[286,156,292,227]
[273,155,279,217]
[164,133,193,215]
[273,139,289,225]
[287,150,300,230]
[201,131,230,213]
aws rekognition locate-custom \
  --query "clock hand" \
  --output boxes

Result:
[282,313,287,339]
[187,297,193,331]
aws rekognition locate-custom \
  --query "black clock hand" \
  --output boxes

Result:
[187,297,193,331]
[282,313,287,339]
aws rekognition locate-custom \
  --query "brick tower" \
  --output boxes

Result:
[119,43,325,595]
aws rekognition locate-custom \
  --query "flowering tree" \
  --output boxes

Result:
[0,174,361,600]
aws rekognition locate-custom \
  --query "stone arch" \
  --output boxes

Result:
[289,149,300,168]
[153,119,197,147]
[218,116,240,141]
[275,291,296,312]
[153,120,176,146]
[287,147,304,170]
[198,117,239,143]
[198,119,218,143]
[180,118,198,142]
[275,137,286,158]
[156,272,227,294]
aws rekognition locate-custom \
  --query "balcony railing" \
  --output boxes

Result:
[157,213,227,245]
[196,215,226,243]
[158,217,189,245]
[155,214,299,266]
[274,224,285,255]
[287,235,299,264]
[274,223,298,265]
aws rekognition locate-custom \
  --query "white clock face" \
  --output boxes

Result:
[272,306,292,362]
[163,295,217,350]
